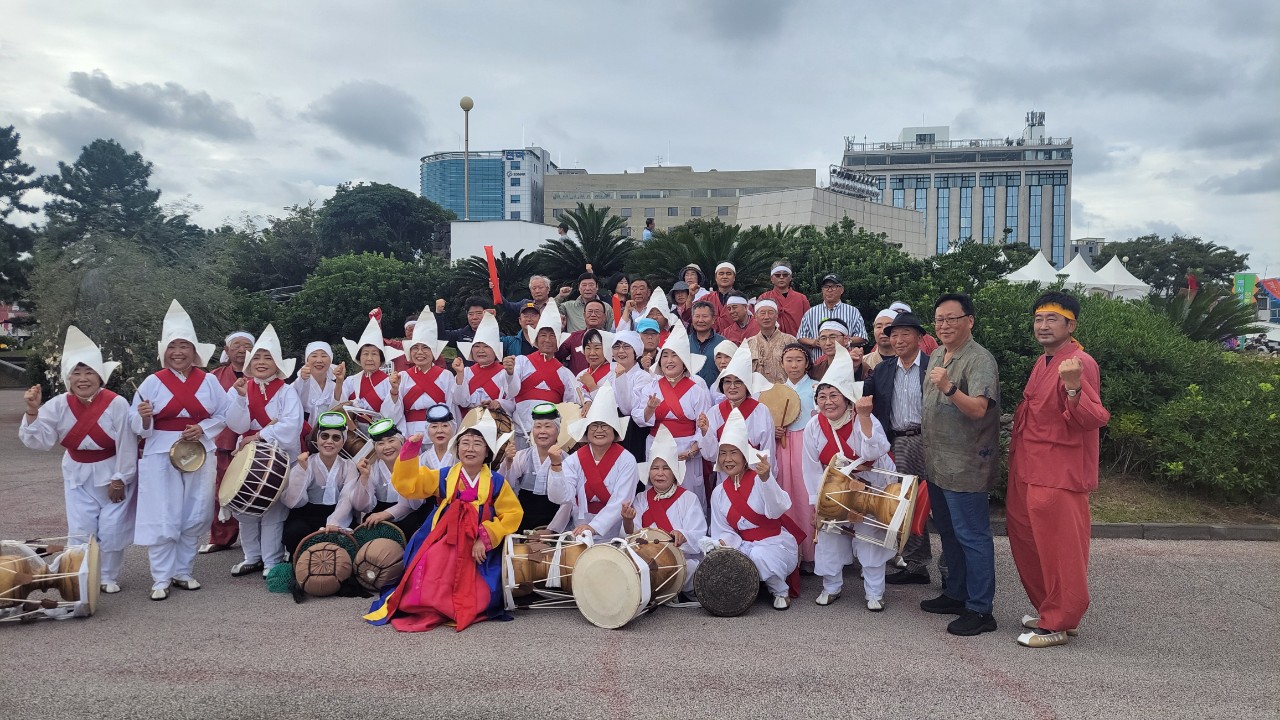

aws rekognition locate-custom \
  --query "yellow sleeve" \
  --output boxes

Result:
[483,480,524,548]
[390,456,442,501]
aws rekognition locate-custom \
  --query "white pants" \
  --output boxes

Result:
[815,531,895,599]
[65,480,136,584]
[234,501,288,569]
[739,534,798,597]
[136,455,215,588]
[682,555,701,593]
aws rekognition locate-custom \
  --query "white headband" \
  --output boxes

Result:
[404,320,418,331]
[755,299,778,313]
[220,331,256,363]
[715,262,736,273]
[725,296,749,307]
[771,265,791,275]
[876,309,897,323]
[889,301,912,314]
[304,341,334,359]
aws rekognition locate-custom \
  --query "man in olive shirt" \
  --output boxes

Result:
[919,292,1001,637]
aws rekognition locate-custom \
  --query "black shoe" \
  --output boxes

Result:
[886,570,930,585]
[947,610,998,636]
[920,594,967,615]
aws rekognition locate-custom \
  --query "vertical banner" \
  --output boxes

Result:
[1234,273,1258,305]
[484,245,502,305]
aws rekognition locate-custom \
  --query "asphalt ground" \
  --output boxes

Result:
[1,389,1276,720]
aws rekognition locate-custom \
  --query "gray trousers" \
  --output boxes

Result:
[893,433,935,575]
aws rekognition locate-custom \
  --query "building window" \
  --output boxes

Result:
[667,207,679,217]
[621,226,632,238]
[936,187,950,255]
[510,177,521,187]
[717,206,730,217]
[914,188,927,225]
[620,207,632,218]
[1004,189,1018,244]
[1052,185,1066,267]
[644,208,656,218]
[510,161,521,170]
[1029,186,1043,250]
[691,206,702,217]
[1028,170,1069,186]
[935,172,976,188]
[510,194,521,204]
[981,186,996,244]
[892,189,905,208]
[509,211,521,220]
[959,187,973,243]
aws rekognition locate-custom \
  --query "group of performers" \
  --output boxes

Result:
[18,276,1107,649]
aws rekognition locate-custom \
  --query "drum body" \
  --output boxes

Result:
[626,528,686,607]
[572,531,687,629]
[327,405,383,460]
[501,532,588,602]
[693,546,761,617]
[0,537,100,622]
[815,460,921,553]
[219,441,291,516]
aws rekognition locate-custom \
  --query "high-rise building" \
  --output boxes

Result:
[841,112,1073,266]
[420,147,557,222]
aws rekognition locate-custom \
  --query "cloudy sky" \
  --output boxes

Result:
[4,1,1278,275]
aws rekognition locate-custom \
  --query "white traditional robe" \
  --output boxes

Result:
[340,372,395,416]
[386,366,457,436]
[801,412,897,598]
[452,363,516,417]
[224,382,304,568]
[509,354,580,438]
[129,369,229,588]
[611,363,649,418]
[699,399,777,486]
[547,444,639,540]
[282,455,359,525]
[631,487,707,591]
[503,445,573,532]
[576,364,614,404]
[292,371,339,429]
[631,374,713,510]
[357,459,424,522]
[19,391,138,584]
[420,445,454,471]
[709,472,798,596]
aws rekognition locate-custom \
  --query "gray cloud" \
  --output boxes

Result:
[304,81,427,155]
[690,0,793,42]
[68,70,254,140]
[32,107,145,160]
[1186,117,1280,159]
[1202,157,1280,195]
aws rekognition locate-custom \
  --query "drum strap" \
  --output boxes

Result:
[655,377,696,437]
[246,378,283,429]
[61,390,118,462]
[642,486,687,533]
[403,367,447,420]
[154,368,211,430]
[817,415,859,466]
[516,353,565,405]
[724,472,805,544]
[578,444,624,515]
[352,371,388,410]
[467,362,505,399]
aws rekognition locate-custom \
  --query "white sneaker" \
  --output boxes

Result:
[866,597,885,612]
[772,595,791,610]
[171,575,201,591]
[150,583,170,601]
[1017,629,1069,648]
[815,591,841,606]
[100,582,121,594]
[1021,614,1079,636]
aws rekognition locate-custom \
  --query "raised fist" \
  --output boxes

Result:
[24,385,41,415]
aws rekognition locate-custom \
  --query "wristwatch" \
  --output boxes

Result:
[944,384,959,397]
[1065,387,1080,398]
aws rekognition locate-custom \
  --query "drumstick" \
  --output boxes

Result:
[778,396,791,449]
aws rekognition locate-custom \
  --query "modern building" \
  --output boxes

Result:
[841,111,1074,267]
[736,187,928,258]
[420,147,557,222]
[1069,237,1108,266]
[542,166,816,237]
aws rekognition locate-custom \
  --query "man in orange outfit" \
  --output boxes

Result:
[1006,291,1110,648]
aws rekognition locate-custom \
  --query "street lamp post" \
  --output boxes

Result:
[460,96,473,221]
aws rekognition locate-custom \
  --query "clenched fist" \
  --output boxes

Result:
[24,385,41,415]
[928,366,951,392]
[233,377,248,397]
[855,396,873,417]
[1058,357,1083,391]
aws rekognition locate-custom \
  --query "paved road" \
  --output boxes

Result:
[0,389,1276,720]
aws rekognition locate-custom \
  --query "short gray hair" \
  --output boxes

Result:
[529,275,550,289]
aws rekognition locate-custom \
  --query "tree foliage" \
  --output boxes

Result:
[218,203,323,294]
[451,249,539,305]
[627,218,785,294]
[315,182,454,262]
[1094,234,1249,297]
[0,125,39,219]
[537,203,635,286]
[1148,287,1265,342]
[43,139,162,241]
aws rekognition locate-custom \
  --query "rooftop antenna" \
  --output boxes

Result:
[522,124,526,148]
[656,154,664,167]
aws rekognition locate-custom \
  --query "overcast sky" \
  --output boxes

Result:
[4,1,1277,275]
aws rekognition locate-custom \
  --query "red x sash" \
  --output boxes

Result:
[154,368,211,431]
[817,414,860,466]
[655,377,696,438]
[578,444,624,515]
[60,390,118,463]
[350,370,388,410]
[642,486,688,533]
[247,378,284,430]
[723,471,804,544]
[467,362,505,400]
[714,397,760,440]
[516,353,565,405]
[588,363,612,385]
[403,366,447,422]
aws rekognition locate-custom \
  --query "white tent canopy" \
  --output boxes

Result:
[1060,254,1107,293]
[1003,253,1063,284]
[1093,255,1151,299]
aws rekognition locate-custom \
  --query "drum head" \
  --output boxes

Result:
[759,383,801,428]
[693,548,761,617]
[218,443,258,506]
[83,538,100,617]
[169,440,207,473]
[572,544,643,629]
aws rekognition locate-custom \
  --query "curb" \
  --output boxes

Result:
[987,519,1280,541]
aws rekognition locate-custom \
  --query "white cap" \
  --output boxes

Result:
[242,324,296,380]
[875,309,897,323]
[61,325,119,387]
[713,340,738,358]
[405,307,448,359]
[715,406,767,473]
[568,384,629,441]
[725,295,749,307]
[612,330,643,358]
[755,299,779,313]
[889,301,912,314]
[714,343,773,397]
[157,299,216,366]
[342,317,405,366]
[715,262,736,274]
[816,347,863,405]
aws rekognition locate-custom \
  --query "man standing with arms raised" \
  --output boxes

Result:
[919,293,1001,637]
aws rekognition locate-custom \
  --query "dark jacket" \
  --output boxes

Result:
[864,351,927,444]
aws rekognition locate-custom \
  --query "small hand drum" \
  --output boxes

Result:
[693,546,760,617]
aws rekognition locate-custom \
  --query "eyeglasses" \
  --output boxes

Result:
[317,432,344,442]
[933,314,972,326]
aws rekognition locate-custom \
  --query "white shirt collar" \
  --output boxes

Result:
[897,350,923,371]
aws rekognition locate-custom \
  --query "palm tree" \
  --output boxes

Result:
[536,202,635,286]
[626,218,788,295]
[451,249,540,304]
[1150,287,1265,342]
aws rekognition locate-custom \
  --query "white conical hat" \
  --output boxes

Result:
[714,406,767,473]
[156,299,215,366]
[816,347,862,405]
[714,343,773,397]
[405,306,447,359]
[654,320,705,376]
[458,312,504,362]
[531,298,566,348]
[61,325,119,387]
[638,424,684,486]
[642,287,676,327]
[241,324,295,380]
[343,317,405,365]
[451,408,514,458]
[568,384,629,441]
[579,328,615,363]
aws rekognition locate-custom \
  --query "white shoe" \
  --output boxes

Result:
[150,583,170,601]
[100,582,121,594]
[866,597,885,612]
[171,575,201,591]
[1017,629,1069,648]
[893,556,907,569]
[1021,614,1079,636]
[815,591,841,606]
[772,595,791,610]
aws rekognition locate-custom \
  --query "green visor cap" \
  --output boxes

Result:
[367,417,400,439]
[531,403,560,420]
[317,411,348,430]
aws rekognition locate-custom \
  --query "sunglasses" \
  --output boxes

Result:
[317,431,344,442]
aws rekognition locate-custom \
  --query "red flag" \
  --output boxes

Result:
[1186,274,1199,293]
[483,246,502,305]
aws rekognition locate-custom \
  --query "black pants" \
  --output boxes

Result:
[283,503,336,558]
[366,500,436,541]
[517,490,562,533]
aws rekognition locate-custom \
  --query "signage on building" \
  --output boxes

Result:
[505,150,525,160]
[1235,273,1258,305]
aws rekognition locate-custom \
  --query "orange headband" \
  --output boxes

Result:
[1035,303,1076,321]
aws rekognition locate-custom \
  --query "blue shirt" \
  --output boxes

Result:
[688,329,726,389]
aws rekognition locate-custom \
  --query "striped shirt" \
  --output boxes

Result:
[891,350,924,430]
[797,301,867,360]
